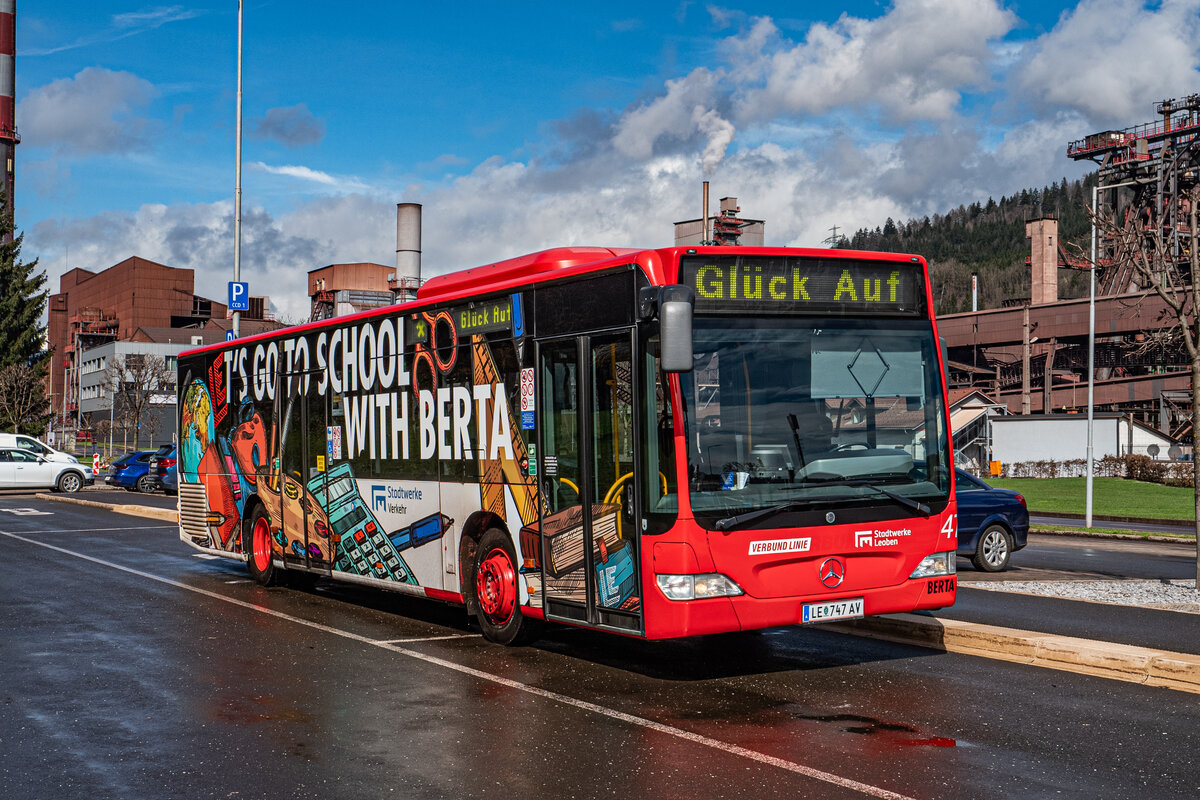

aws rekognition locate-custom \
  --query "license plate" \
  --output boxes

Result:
[802,597,864,624]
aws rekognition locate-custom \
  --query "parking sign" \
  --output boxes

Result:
[228,281,250,311]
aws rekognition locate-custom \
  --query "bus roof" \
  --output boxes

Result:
[180,245,926,358]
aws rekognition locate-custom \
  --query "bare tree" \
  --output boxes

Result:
[1089,185,1200,589]
[0,363,49,433]
[104,353,174,450]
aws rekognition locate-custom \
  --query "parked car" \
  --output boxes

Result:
[955,468,1029,572]
[151,444,178,495]
[0,433,81,464]
[105,450,157,492]
[0,446,94,492]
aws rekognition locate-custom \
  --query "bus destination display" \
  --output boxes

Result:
[680,256,925,315]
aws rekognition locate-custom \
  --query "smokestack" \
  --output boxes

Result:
[395,203,421,303]
[0,0,17,242]
[702,181,710,245]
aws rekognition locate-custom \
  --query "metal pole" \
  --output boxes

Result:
[232,1,243,338]
[1087,179,1139,528]
[47,348,53,443]
[1086,185,1097,527]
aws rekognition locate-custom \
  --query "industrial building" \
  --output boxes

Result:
[940,95,1200,443]
[674,189,764,247]
[47,256,278,444]
[308,262,396,321]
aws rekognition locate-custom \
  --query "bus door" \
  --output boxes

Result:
[538,332,642,632]
[276,367,333,573]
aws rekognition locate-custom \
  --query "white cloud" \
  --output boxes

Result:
[733,0,1017,124]
[25,6,204,56]
[612,68,722,161]
[250,162,370,193]
[33,0,1194,321]
[1014,0,1200,125]
[19,67,160,156]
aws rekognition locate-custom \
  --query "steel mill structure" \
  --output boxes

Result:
[1068,94,1200,295]
[939,95,1200,442]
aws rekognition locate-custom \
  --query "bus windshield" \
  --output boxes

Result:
[681,316,951,521]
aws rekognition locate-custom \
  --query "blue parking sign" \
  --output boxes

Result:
[228,281,250,311]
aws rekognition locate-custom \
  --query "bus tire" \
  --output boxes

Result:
[473,529,539,646]
[245,505,280,586]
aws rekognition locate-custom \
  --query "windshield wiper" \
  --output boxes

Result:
[715,480,933,531]
[715,501,813,531]
[811,479,932,516]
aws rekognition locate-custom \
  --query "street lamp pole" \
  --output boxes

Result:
[233,1,244,339]
[1087,178,1140,527]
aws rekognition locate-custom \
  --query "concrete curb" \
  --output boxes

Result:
[35,493,179,524]
[1031,527,1194,544]
[826,613,1200,694]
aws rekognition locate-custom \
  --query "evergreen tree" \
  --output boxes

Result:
[0,199,50,433]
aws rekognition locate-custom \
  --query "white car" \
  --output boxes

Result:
[0,433,81,464]
[0,446,94,492]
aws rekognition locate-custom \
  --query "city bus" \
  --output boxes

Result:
[176,245,957,645]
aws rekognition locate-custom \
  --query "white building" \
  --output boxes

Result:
[78,340,190,448]
[990,413,1184,465]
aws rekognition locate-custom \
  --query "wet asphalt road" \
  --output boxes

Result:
[2,496,1199,799]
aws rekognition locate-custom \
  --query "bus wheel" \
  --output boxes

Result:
[246,506,280,586]
[474,529,539,646]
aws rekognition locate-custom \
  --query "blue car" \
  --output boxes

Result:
[106,450,158,493]
[955,468,1029,572]
[151,444,177,495]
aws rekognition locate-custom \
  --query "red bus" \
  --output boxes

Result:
[176,246,957,644]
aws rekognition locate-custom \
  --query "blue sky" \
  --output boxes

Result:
[16,1,1200,319]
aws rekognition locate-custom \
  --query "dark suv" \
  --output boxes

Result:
[955,468,1029,571]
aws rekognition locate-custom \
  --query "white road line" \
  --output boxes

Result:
[375,634,480,644]
[0,527,916,800]
[36,525,178,532]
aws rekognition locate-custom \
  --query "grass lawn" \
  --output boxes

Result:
[986,476,1197,521]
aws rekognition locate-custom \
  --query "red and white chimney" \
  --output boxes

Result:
[0,0,17,240]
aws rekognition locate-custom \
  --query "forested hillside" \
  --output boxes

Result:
[840,174,1097,315]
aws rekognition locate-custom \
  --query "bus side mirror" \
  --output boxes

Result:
[658,285,694,373]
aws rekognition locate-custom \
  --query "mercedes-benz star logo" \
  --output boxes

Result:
[819,557,845,589]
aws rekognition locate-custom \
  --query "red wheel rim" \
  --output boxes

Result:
[476,546,517,626]
[252,516,272,573]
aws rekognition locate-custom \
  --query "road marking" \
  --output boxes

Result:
[0,507,53,515]
[0,528,915,800]
[52,525,177,532]
[193,553,223,560]
[375,634,479,644]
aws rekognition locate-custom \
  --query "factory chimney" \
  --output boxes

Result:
[0,0,18,243]
[394,203,422,303]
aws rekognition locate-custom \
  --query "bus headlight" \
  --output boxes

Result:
[656,573,744,600]
[909,551,957,579]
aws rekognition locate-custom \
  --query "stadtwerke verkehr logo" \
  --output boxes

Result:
[371,485,386,512]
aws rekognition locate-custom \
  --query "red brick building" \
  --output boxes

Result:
[47,256,232,419]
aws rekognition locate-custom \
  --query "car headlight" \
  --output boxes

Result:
[656,573,744,600]
[910,551,957,579]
